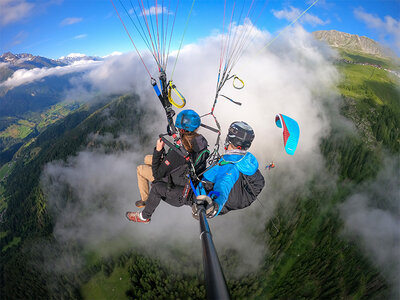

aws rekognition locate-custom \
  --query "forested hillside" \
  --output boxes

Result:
[0,48,399,299]
[0,94,153,299]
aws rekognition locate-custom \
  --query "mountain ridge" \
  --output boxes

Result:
[313,30,395,58]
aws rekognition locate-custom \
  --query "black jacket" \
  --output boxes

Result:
[219,169,265,215]
[152,134,209,187]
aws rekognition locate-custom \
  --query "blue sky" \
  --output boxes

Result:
[0,0,399,59]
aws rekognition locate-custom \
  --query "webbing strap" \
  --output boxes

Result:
[195,149,210,166]
[200,123,220,134]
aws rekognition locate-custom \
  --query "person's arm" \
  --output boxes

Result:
[152,139,165,180]
[204,164,240,216]
[152,140,186,180]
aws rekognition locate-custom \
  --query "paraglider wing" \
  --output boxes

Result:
[275,114,300,155]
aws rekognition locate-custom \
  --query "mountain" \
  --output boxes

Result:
[0,52,66,74]
[313,30,392,58]
[0,52,102,83]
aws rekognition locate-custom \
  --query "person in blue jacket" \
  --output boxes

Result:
[194,121,265,218]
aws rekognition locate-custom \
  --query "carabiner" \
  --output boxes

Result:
[233,75,244,89]
[168,81,186,108]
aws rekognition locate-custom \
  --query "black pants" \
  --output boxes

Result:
[142,182,190,219]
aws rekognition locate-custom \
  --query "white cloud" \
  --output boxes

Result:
[272,6,329,26]
[60,17,83,26]
[340,158,400,299]
[354,7,400,52]
[59,53,86,59]
[73,34,87,39]
[102,51,123,58]
[0,60,101,89]
[141,6,172,16]
[11,30,28,46]
[0,0,34,26]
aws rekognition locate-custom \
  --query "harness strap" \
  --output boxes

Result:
[195,149,211,166]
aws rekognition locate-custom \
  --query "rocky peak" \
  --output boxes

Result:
[313,30,391,57]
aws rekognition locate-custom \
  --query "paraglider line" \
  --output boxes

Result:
[261,0,319,51]
[242,175,280,233]
[110,0,152,78]
[171,0,196,80]
[165,0,179,71]
[146,0,160,64]
[122,1,159,65]
[138,0,159,69]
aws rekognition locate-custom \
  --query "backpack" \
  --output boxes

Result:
[219,169,265,215]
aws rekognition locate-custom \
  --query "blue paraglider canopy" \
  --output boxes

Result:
[275,114,300,155]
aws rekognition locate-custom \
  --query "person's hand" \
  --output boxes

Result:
[156,138,165,151]
[205,201,219,218]
[192,195,219,219]
[205,191,219,218]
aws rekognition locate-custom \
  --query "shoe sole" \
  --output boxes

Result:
[126,212,151,224]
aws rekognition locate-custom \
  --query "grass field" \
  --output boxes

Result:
[0,121,34,139]
[2,236,21,252]
[37,102,81,130]
[0,184,6,211]
[0,163,11,180]
[337,63,400,109]
[337,49,396,69]
[81,265,131,300]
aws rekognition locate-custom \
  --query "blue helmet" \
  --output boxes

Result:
[175,109,201,132]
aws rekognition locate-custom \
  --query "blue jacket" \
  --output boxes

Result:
[199,151,259,215]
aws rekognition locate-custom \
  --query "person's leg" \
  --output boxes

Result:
[137,164,154,202]
[144,154,153,165]
[163,187,186,207]
[141,182,168,219]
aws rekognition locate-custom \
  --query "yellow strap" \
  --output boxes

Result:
[233,75,244,89]
[168,81,186,108]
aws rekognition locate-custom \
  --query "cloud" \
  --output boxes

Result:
[102,51,123,58]
[140,6,173,16]
[59,53,86,59]
[73,34,87,39]
[0,0,34,26]
[340,157,400,299]
[0,62,10,68]
[354,7,400,52]
[38,23,340,277]
[10,30,28,46]
[0,60,101,89]
[60,17,83,26]
[272,6,329,27]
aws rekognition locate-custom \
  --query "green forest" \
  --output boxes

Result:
[0,49,399,299]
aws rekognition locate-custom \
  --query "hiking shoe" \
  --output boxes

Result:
[135,200,146,208]
[126,211,150,224]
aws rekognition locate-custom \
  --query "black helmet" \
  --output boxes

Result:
[225,121,255,150]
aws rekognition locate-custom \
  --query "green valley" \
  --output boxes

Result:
[0,47,399,299]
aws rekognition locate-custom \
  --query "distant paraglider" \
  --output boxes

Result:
[266,162,275,170]
[275,113,300,156]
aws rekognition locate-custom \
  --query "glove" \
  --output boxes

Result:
[201,180,214,193]
[205,201,219,219]
[192,203,200,220]
[191,195,219,220]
